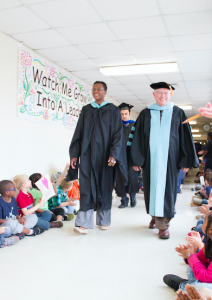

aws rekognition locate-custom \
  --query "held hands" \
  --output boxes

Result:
[0,227,8,234]
[70,158,78,169]
[199,102,212,118]
[181,168,189,173]
[175,243,195,259]
[108,157,116,167]
[17,215,26,225]
[68,197,77,206]
[176,284,205,300]
[199,204,210,215]
[185,232,204,250]
[133,166,141,171]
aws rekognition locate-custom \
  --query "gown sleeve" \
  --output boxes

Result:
[69,107,85,160]
[178,109,199,169]
[111,108,128,186]
[110,108,124,160]
[67,107,85,181]
[129,111,146,167]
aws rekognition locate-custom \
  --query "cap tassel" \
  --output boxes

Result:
[169,86,174,95]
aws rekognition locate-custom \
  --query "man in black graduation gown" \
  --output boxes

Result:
[116,102,139,208]
[68,81,128,234]
[130,82,199,239]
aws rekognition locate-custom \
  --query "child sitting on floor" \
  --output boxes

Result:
[29,173,64,227]
[14,174,53,232]
[48,178,76,220]
[0,226,19,248]
[0,180,43,238]
[191,172,212,206]
[163,211,212,294]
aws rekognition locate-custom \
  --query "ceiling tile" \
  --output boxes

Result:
[133,52,176,64]
[0,6,49,34]
[176,50,212,64]
[37,46,87,62]
[123,37,173,54]
[0,0,22,9]
[84,77,120,85]
[58,23,117,45]
[124,83,151,90]
[115,75,150,84]
[12,29,71,49]
[188,92,212,98]
[171,33,212,51]
[93,56,135,67]
[90,0,159,20]
[108,17,167,40]
[171,93,189,99]
[133,90,153,98]
[56,59,98,71]
[183,73,212,81]
[112,95,140,101]
[187,87,212,94]
[108,90,133,97]
[22,0,52,3]
[77,41,129,58]
[180,63,212,73]
[159,0,212,14]
[71,70,107,80]
[185,80,212,88]
[29,0,101,27]
[148,73,183,82]
[106,85,127,92]
[165,12,212,36]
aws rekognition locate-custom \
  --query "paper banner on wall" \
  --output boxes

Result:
[17,46,93,129]
[35,174,55,201]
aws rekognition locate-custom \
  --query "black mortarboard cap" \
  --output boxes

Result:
[118,102,134,111]
[150,82,175,95]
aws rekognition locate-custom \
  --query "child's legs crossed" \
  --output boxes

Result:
[25,214,38,229]
[35,211,52,222]
[2,220,23,235]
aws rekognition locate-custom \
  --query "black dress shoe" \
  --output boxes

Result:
[118,203,128,208]
[163,274,188,291]
[130,199,137,207]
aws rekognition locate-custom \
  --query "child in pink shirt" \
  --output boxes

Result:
[163,211,212,295]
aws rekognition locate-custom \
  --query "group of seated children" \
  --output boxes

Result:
[191,169,212,208]
[163,168,212,300]
[0,163,79,248]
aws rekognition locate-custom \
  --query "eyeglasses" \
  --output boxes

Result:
[92,88,104,92]
[4,187,16,193]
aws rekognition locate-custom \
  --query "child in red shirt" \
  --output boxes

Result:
[14,174,52,231]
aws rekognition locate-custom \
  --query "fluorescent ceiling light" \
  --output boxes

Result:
[189,121,197,125]
[191,129,199,132]
[178,105,192,110]
[100,62,179,76]
[193,134,201,137]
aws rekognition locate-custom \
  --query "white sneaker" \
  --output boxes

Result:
[74,227,88,234]
[195,214,205,220]
[100,226,108,230]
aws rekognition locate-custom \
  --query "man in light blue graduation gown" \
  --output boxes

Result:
[130,82,199,239]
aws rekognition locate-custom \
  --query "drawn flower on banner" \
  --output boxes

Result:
[68,78,74,88]
[19,97,24,105]
[63,113,69,126]
[43,110,49,120]
[30,83,36,95]
[69,116,74,127]
[20,50,32,68]
[45,64,50,76]
[50,66,55,78]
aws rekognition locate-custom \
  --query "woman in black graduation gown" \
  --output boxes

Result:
[68,81,127,234]
[130,82,199,239]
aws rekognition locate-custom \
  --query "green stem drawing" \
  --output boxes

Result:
[33,59,45,67]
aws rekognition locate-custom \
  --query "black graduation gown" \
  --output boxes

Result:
[68,103,128,211]
[130,106,199,218]
[116,121,139,197]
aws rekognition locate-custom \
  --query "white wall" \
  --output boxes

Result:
[0,31,138,180]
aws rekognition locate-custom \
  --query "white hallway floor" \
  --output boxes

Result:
[1,171,200,300]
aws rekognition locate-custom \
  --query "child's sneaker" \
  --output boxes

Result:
[4,236,19,247]
[26,225,45,236]
[12,233,25,240]
[49,221,63,228]
[67,213,75,221]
